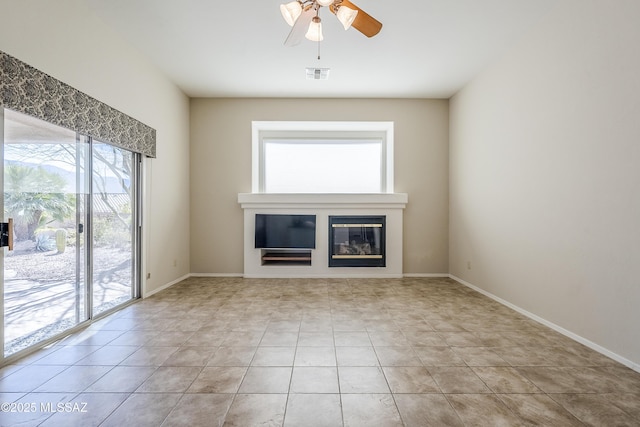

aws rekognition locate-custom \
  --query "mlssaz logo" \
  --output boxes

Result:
[41,402,89,413]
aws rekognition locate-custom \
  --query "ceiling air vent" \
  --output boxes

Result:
[306,67,330,80]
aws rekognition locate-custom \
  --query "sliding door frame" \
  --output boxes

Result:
[89,144,142,320]
[0,112,143,365]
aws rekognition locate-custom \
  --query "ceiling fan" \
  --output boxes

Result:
[280,0,382,47]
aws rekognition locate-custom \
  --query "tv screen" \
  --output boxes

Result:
[255,214,316,249]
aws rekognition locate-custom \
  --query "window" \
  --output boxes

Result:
[263,139,383,193]
[253,121,394,194]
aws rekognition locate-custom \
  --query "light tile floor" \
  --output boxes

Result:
[1,277,639,426]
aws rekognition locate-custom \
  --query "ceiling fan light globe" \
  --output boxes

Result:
[280,1,302,26]
[336,6,358,30]
[317,0,334,6]
[305,17,324,41]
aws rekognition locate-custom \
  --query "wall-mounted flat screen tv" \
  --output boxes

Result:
[255,214,316,249]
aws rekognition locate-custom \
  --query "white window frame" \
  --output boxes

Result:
[252,121,394,194]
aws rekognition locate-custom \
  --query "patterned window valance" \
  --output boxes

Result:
[0,50,156,158]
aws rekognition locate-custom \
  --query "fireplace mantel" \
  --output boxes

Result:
[237,193,408,278]
[237,193,408,209]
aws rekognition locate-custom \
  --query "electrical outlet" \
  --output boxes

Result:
[173,259,177,267]
[467,261,471,270]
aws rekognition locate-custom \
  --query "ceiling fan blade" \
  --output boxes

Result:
[332,0,382,38]
[284,6,316,47]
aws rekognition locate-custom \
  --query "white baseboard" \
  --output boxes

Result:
[188,272,449,279]
[403,273,450,278]
[142,273,190,298]
[450,275,640,374]
[190,273,244,278]
[243,273,404,279]
[142,273,244,298]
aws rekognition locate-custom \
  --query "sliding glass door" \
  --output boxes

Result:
[92,141,139,315]
[1,108,140,360]
[2,109,90,357]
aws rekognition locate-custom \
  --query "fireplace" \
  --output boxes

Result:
[329,216,385,267]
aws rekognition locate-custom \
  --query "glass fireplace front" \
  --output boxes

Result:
[328,216,386,267]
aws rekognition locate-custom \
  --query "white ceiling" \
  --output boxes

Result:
[85,0,558,99]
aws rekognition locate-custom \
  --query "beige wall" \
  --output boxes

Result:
[0,0,191,295]
[190,98,449,275]
[450,0,640,368]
